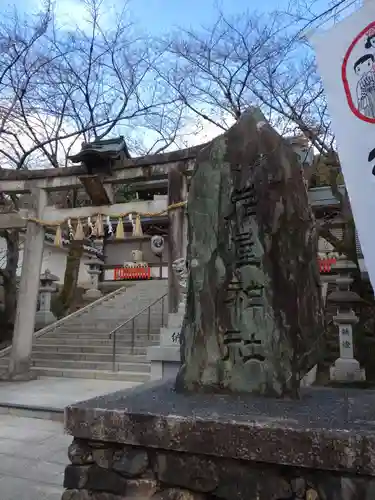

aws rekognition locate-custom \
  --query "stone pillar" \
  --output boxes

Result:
[168,163,187,313]
[7,188,47,380]
[175,108,325,396]
[35,269,59,329]
[92,239,104,254]
[103,184,115,204]
[148,258,187,380]
[328,264,365,383]
[83,258,103,300]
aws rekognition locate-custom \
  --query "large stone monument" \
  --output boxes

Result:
[61,111,375,500]
[176,108,324,397]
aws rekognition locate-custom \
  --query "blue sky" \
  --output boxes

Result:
[0,0,293,33]
[128,0,289,34]
[0,0,340,38]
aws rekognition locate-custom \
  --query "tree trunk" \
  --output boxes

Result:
[57,239,84,317]
[1,229,20,342]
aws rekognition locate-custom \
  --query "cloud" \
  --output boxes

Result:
[53,0,121,33]
[185,119,226,147]
[54,0,89,28]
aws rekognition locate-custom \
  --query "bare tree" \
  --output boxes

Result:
[159,6,360,268]
[0,0,190,324]
[45,0,190,314]
[159,2,375,381]
[0,2,54,340]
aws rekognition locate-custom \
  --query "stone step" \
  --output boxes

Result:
[0,348,151,368]
[67,307,165,316]
[55,322,165,333]
[31,351,148,363]
[31,358,150,372]
[42,328,161,334]
[29,344,147,355]
[30,367,150,382]
[42,325,161,333]
[40,333,160,342]
[33,337,159,347]
[0,282,168,383]
[59,314,165,324]
[74,293,165,304]
[54,322,164,331]
[42,328,160,336]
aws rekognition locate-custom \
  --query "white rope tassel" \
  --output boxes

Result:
[106,215,113,236]
[67,218,74,240]
[129,214,135,233]
[94,214,104,237]
[87,216,94,238]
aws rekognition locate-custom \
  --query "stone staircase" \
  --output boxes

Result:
[0,280,168,382]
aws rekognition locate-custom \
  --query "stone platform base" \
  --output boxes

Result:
[147,345,180,381]
[330,358,366,382]
[62,380,375,499]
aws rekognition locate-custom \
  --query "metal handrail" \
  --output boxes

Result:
[110,292,168,371]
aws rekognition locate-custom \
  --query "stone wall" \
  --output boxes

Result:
[62,438,375,500]
[62,380,375,500]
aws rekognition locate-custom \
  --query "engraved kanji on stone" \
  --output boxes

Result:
[236,252,261,268]
[231,185,256,204]
[242,333,265,362]
[172,331,180,343]
[222,336,243,364]
[223,329,242,345]
[223,332,265,364]
[224,278,242,305]
[233,226,260,268]
[233,229,253,243]
[231,186,257,217]
[242,282,264,306]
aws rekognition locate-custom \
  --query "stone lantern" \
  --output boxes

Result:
[327,256,365,382]
[35,269,59,329]
[83,258,103,300]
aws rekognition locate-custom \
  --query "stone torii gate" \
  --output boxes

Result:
[0,142,200,380]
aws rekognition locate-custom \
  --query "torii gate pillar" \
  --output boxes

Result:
[7,188,47,380]
[168,164,187,314]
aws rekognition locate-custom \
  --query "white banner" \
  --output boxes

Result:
[310,3,375,289]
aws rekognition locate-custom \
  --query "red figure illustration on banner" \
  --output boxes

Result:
[342,22,375,175]
[342,22,375,123]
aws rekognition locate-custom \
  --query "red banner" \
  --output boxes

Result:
[114,266,151,280]
[318,257,337,273]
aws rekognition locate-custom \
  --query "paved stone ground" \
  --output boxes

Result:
[0,414,70,500]
[0,377,138,410]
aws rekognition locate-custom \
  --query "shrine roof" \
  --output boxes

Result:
[0,143,203,184]
[68,136,130,164]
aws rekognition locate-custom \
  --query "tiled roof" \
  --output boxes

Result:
[68,136,130,163]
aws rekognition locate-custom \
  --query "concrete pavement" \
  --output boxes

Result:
[0,377,141,498]
[0,376,139,414]
[0,414,70,500]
